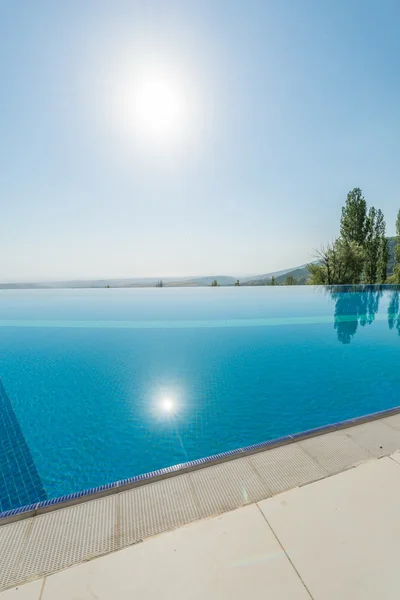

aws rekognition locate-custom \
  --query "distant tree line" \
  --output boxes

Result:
[308,188,400,285]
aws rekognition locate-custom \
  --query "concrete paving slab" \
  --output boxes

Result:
[0,581,43,599]
[41,505,311,600]
[259,458,400,600]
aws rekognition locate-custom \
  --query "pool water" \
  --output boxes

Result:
[1,286,400,509]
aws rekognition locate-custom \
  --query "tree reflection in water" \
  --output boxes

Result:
[327,285,383,344]
[388,290,400,337]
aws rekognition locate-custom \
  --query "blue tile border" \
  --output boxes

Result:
[2,403,400,525]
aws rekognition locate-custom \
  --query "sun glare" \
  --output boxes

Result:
[161,397,175,414]
[133,76,186,142]
[111,67,192,153]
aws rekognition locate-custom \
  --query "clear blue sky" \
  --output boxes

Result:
[1,0,400,281]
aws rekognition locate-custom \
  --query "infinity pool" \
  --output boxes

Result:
[1,286,400,511]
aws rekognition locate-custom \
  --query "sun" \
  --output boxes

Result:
[99,51,206,158]
[133,76,184,139]
[128,73,188,147]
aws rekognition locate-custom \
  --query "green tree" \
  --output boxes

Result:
[308,239,364,285]
[364,207,386,283]
[234,279,240,286]
[156,280,164,288]
[307,262,327,284]
[269,276,278,286]
[285,275,297,285]
[310,187,389,285]
[340,188,367,246]
[377,235,389,283]
[394,209,400,283]
[210,280,219,287]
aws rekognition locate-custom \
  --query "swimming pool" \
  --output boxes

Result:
[1,285,400,511]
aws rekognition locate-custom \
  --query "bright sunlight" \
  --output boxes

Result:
[94,37,209,161]
[111,66,192,153]
[132,74,187,143]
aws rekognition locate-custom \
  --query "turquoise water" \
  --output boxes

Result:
[1,286,400,504]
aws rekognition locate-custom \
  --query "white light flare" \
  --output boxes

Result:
[130,73,188,145]
[161,397,175,414]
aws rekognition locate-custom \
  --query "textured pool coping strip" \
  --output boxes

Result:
[2,411,400,591]
[1,402,400,525]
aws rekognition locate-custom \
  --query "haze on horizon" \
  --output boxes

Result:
[1,1,400,282]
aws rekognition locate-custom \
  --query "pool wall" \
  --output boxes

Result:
[0,380,47,512]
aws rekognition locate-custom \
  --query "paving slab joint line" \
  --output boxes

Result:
[186,474,203,516]
[242,455,274,496]
[255,503,314,599]
[388,454,400,467]
[294,442,332,473]
[10,517,35,582]
[298,470,337,489]
[115,494,120,550]
[38,577,47,600]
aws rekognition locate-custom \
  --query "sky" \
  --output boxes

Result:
[1,0,400,281]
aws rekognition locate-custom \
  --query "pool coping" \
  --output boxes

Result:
[2,403,400,526]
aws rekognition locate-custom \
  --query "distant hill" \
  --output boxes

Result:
[164,276,237,287]
[241,264,309,283]
[0,278,171,290]
[0,275,237,289]
[275,266,311,285]
[0,237,397,289]
[242,264,313,286]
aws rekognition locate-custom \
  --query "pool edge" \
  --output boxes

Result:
[2,403,400,525]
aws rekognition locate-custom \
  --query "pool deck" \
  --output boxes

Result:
[3,412,400,597]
